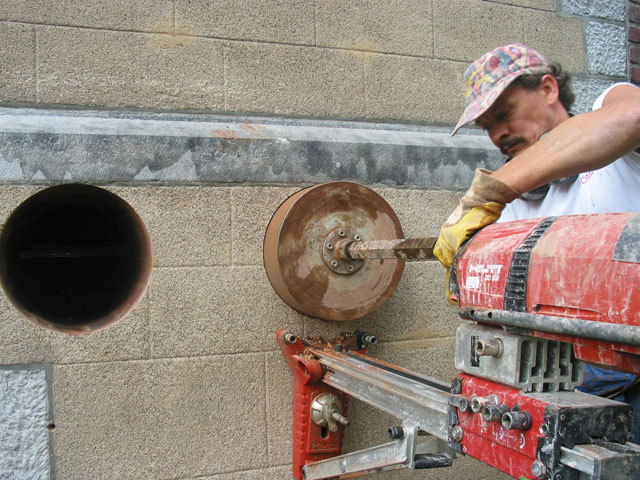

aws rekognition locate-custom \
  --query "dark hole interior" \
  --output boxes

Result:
[0,185,145,327]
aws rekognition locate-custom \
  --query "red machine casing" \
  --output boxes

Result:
[454,373,632,479]
[455,213,640,372]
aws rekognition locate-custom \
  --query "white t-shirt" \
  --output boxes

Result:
[498,83,640,223]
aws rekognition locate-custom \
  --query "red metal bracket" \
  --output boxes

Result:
[276,329,349,480]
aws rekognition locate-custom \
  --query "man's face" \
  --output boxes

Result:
[474,83,554,159]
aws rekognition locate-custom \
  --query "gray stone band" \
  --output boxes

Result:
[0,107,503,188]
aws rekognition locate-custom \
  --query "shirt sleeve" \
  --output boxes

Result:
[592,82,637,111]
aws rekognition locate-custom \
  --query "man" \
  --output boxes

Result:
[433,43,640,441]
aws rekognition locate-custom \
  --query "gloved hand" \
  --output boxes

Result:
[433,169,520,304]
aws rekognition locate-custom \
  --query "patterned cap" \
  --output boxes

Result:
[451,44,550,135]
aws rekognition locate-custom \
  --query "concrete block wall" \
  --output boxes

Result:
[0,1,631,479]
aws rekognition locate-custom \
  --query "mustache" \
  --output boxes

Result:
[499,137,525,156]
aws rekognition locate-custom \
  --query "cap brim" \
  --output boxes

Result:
[450,71,525,136]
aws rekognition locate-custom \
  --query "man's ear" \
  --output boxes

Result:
[539,74,560,106]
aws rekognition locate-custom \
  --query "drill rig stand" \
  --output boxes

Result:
[277,330,640,480]
[265,182,640,480]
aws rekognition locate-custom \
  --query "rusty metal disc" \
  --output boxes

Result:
[263,182,404,321]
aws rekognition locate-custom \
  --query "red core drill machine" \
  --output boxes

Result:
[264,182,640,480]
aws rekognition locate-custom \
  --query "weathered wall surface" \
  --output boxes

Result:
[0,1,630,479]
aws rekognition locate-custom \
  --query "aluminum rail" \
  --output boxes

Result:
[309,348,451,441]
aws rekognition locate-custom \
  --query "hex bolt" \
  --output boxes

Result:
[502,410,532,430]
[388,425,405,439]
[475,337,504,357]
[338,230,346,237]
[450,425,464,442]
[326,243,334,250]
[347,265,354,272]
[482,404,510,423]
[471,394,499,413]
[331,260,338,267]
[354,234,361,241]
[531,460,547,479]
[539,423,549,436]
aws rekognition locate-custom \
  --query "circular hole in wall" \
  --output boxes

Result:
[0,184,152,335]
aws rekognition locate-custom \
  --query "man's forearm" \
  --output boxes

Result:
[491,87,640,194]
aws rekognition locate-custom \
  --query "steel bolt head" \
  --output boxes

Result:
[539,423,548,436]
[354,234,361,241]
[531,460,547,479]
[347,265,354,272]
[327,243,333,250]
[338,230,345,237]
[331,260,338,267]
[450,425,464,442]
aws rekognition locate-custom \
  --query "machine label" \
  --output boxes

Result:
[467,264,503,288]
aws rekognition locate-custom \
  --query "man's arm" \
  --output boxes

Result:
[491,83,640,192]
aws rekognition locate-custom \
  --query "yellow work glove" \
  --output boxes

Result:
[433,169,520,304]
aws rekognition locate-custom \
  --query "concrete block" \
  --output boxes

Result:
[368,336,459,383]
[37,27,225,110]
[0,288,151,364]
[0,367,51,480]
[586,21,627,77]
[0,0,174,32]
[111,186,232,267]
[433,1,523,62]
[364,54,468,124]
[231,186,300,266]
[559,0,626,21]
[378,187,463,238]
[148,266,303,357]
[184,465,293,480]
[175,0,314,44]
[570,77,617,115]
[316,0,432,56]
[53,355,268,479]
[482,0,554,9]
[302,262,459,344]
[265,351,294,466]
[0,22,36,103]
[523,11,585,73]
[225,42,365,119]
